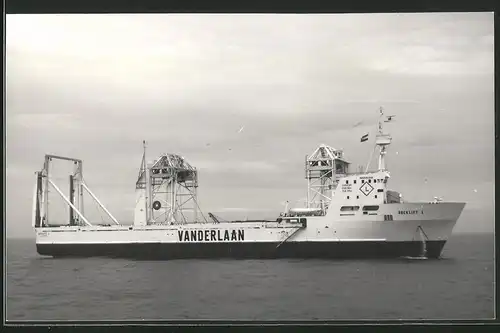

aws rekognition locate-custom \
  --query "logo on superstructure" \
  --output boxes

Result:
[359,182,374,196]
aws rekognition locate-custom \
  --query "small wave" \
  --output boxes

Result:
[401,256,428,260]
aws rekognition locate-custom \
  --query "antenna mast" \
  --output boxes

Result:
[375,107,393,171]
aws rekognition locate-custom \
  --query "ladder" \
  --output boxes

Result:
[276,227,302,248]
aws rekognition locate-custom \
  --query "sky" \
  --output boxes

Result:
[5,13,495,238]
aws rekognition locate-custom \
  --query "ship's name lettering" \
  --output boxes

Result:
[359,176,373,180]
[398,210,422,215]
[177,229,245,242]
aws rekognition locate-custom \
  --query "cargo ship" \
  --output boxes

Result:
[32,108,465,259]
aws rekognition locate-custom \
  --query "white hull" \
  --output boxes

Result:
[35,202,464,259]
[36,202,464,244]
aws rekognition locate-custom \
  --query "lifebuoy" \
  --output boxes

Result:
[153,201,161,210]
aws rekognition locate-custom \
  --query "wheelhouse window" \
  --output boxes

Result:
[362,205,379,211]
[340,206,360,211]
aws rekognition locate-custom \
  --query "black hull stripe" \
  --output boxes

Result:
[36,241,447,260]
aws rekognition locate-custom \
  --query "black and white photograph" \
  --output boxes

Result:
[5,12,495,322]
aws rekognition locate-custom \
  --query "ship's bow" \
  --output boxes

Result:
[420,202,466,258]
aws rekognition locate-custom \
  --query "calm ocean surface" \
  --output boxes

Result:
[6,233,494,321]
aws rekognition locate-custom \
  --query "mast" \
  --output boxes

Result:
[133,140,149,226]
[139,140,147,180]
[42,156,49,226]
[69,174,75,225]
[375,107,393,172]
[142,141,151,224]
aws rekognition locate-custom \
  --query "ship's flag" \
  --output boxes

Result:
[360,133,369,142]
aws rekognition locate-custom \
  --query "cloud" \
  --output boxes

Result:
[13,113,80,130]
[367,44,493,76]
[197,160,279,173]
[348,13,494,77]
